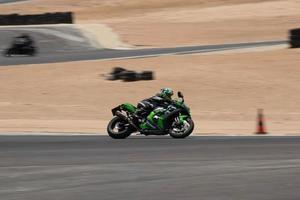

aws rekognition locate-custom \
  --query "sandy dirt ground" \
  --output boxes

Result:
[1,48,300,135]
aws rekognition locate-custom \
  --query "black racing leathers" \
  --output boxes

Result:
[135,94,171,119]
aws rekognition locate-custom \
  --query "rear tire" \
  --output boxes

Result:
[169,118,194,139]
[107,117,133,139]
[3,49,11,57]
[290,28,300,36]
[120,71,137,82]
[290,39,300,48]
[139,71,154,80]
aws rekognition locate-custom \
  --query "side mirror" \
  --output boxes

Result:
[178,91,184,98]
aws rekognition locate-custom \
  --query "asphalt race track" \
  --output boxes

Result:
[0,40,286,66]
[0,25,98,56]
[0,135,299,200]
[0,0,26,4]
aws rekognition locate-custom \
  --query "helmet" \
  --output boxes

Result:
[159,88,174,100]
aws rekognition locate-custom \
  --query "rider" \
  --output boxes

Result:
[13,34,34,48]
[20,34,34,47]
[134,88,174,122]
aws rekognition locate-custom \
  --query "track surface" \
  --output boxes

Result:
[0,0,26,4]
[0,40,286,66]
[0,25,97,55]
[1,135,299,200]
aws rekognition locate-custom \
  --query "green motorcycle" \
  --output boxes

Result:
[107,91,194,139]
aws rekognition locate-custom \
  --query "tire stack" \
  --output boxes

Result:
[105,67,154,82]
[105,67,126,80]
[120,71,138,82]
[139,71,154,80]
[289,28,300,48]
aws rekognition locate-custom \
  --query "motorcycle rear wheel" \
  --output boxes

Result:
[3,49,12,57]
[107,117,133,139]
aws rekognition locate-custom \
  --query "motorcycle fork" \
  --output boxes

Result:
[179,114,189,123]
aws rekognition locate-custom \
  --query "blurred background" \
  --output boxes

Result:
[0,0,300,135]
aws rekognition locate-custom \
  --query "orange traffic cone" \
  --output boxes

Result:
[256,109,267,134]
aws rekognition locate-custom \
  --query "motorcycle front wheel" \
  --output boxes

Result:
[169,118,194,139]
[27,46,37,56]
[107,117,133,139]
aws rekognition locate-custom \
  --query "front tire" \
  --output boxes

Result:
[107,117,133,139]
[169,118,194,139]
[28,46,37,56]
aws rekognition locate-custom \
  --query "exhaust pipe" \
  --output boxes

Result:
[115,111,128,121]
[115,110,140,131]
